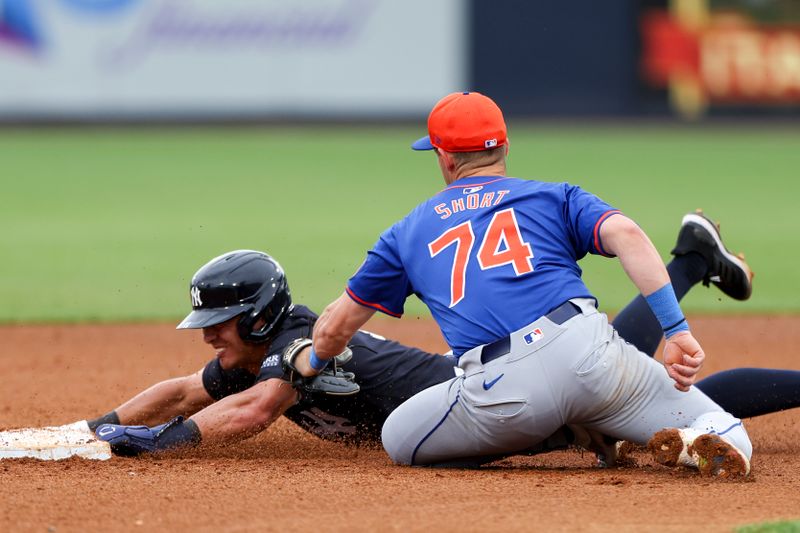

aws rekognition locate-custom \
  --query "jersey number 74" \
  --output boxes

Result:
[428,208,534,307]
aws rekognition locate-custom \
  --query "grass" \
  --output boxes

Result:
[736,519,800,533]
[1,123,798,323]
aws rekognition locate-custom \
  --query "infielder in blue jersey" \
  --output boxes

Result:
[303,92,753,478]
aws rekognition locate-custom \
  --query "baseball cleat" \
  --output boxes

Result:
[647,428,750,478]
[671,209,753,300]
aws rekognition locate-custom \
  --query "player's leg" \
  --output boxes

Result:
[612,210,752,357]
[531,369,800,465]
[609,252,800,420]
[517,236,723,464]
[381,377,462,465]
[559,310,751,477]
[382,317,572,466]
[607,212,800,421]
[380,377,510,467]
[593,342,751,476]
[382,371,564,466]
[696,368,800,419]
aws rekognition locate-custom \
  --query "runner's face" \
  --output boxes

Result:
[202,316,263,370]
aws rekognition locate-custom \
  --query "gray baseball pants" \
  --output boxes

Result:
[381,298,751,466]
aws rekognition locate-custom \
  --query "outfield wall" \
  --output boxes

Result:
[1,0,798,120]
[0,0,467,119]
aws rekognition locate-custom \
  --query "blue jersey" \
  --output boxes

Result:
[347,175,621,355]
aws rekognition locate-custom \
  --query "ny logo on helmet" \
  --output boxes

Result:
[190,286,203,307]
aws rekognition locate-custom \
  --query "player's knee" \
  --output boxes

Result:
[381,411,413,465]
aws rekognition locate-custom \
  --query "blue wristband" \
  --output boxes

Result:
[308,347,329,372]
[645,283,689,339]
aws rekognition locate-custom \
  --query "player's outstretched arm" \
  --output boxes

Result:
[94,369,215,429]
[600,215,705,391]
[188,378,298,445]
[303,293,376,376]
[96,378,299,456]
[599,215,669,296]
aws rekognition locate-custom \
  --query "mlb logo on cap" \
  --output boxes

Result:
[411,92,508,153]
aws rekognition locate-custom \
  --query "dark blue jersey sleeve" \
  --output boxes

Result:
[255,306,316,382]
[202,358,258,401]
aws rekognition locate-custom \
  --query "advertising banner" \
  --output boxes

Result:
[0,0,466,118]
[641,0,800,117]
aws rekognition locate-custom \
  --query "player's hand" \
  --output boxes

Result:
[95,423,159,456]
[95,416,184,456]
[662,331,705,392]
[282,338,360,398]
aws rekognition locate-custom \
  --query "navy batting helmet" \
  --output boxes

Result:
[176,250,292,343]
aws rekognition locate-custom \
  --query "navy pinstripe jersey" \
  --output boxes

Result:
[202,305,456,444]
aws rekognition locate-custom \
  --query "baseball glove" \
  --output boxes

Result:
[282,338,360,397]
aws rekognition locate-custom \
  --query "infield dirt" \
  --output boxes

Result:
[1,316,799,532]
